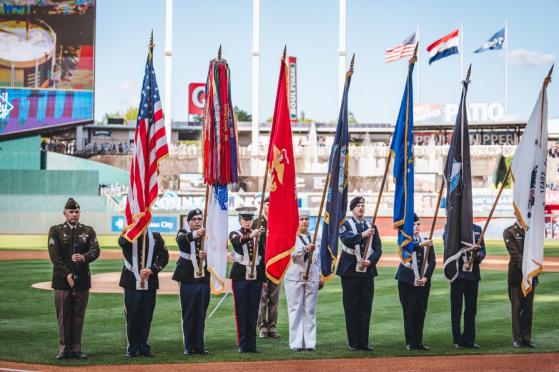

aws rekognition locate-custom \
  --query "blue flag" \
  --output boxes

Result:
[320,73,351,280]
[474,28,505,53]
[390,62,415,263]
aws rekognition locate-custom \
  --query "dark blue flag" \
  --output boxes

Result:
[442,71,473,282]
[474,28,505,53]
[320,73,351,280]
[390,62,415,263]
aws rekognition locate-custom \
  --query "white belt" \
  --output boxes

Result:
[342,246,355,255]
[179,251,191,260]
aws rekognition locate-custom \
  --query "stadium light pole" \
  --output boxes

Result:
[164,0,173,146]
[338,0,347,106]
[251,0,261,176]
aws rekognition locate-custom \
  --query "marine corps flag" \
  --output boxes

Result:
[265,52,299,283]
[442,67,473,282]
[320,66,351,280]
[511,66,552,296]
[390,58,415,264]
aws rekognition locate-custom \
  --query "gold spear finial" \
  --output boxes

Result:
[282,45,287,60]
[148,30,154,61]
[409,42,419,64]
[544,64,554,87]
[466,63,472,82]
[217,45,222,60]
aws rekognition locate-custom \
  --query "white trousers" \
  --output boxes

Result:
[284,279,319,349]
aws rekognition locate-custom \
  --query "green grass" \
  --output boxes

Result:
[0,259,557,366]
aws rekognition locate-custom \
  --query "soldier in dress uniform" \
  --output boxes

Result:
[255,197,281,338]
[338,196,382,351]
[229,207,264,353]
[118,229,169,357]
[503,221,538,348]
[48,198,100,360]
[395,213,436,351]
[450,224,486,349]
[284,209,324,352]
[173,208,210,355]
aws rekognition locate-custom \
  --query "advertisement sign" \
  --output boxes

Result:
[0,0,96,138]
[414,102,505,123]
[288,56,297,123]
[111,215,178,234]
[188,83,205,117]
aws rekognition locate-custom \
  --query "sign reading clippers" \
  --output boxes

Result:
[288,56,297,123]
[188,83,206,117]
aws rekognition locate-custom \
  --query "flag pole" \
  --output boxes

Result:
[505,19,509,120]
[420,179,445,277]
[303,55,355,280]
[140,31,155,289]
[460,23,464,85]
[416,24,420,105]
[361,44,418,270]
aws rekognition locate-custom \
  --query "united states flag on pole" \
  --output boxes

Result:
[123,45,169,242]
[385,33,417,63]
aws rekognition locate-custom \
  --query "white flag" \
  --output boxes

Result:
[511,85,548,296]
[205,185,229,295]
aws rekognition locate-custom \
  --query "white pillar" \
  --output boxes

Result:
[251,0,261,175]
[338,0,347,106]
[164,0,173,146]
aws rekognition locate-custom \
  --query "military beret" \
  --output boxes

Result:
[237,206,256,220]
[299,209,310,218]
[64,198,80,210]
[187,208,203,221]
[350,196,365,211]
[264,196,269,203]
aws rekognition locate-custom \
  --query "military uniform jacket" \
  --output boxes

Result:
[337,217,382,277]
[229,227,265,282]
[503,223,539,286]
[118,232,169,290]
[48,221,100,290]
[395,235,436,285]
[455,224,486,281]
[172,228,210,284]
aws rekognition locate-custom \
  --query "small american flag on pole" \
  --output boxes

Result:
[123,40,169,242]
[385,33,417,63]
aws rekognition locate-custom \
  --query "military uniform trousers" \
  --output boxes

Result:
[508,284,535,343]
[398,281,430,347]
[54,289,89,354]
[284,279,319,349]
[232,280,263,351]
[124,288,156,354]
[450,279,479,345]
[257,279,280,334]
[180,282,210,353]
[341,275,374,348]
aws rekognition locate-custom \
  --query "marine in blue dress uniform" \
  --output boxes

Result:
[229,207,264,353]
[449,224,486,349]
[118,230,168,357]
[395,213,436,351]
[338,196,383,351]
[173,208,210,355]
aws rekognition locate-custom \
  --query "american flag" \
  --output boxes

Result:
[123,51,168,241]
[385,33,417,63]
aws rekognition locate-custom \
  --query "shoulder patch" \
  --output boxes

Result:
[49,237,55,246]
[339,225,346,234]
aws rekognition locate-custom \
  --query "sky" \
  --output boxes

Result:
[94,0,559,123]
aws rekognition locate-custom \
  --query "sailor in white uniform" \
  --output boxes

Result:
[284,209,323,352]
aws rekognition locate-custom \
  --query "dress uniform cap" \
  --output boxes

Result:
[187,208,203,221]
[64,198,80,210]
[299,209,310,218]
[414,213,420,222]
[263,196,269,203]
[236,206,257,220]
[350,196,365,211]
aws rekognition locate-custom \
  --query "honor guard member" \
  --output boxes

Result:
[395,213,436,351]
[503,221,538,348]
[284,209,324,352]
[338,196,383,351]
[255,197,281,338]
[48,198,100,360]
[173,208,210,355]
[450,224,486,349]
[229,207,264,353]
[118,229,169,357]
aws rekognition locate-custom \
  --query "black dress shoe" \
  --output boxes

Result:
[71,352,88,359]
[349,346,359,351]
[453,343,464,349]
[418,344,431,350]
[361,346,373,351]
[55,351,68,360]
[291,348,302,352]
[251,347,261,353]
[306,347,316,352]
[512,341,523,348]
[466,343,480,349]
[195,349,209,355]
[405,344,414,351]
[139,351,154,357]
[184,350,194,355]
[125,352,136,358]
[524,341,536,348]
[268,332,281,338]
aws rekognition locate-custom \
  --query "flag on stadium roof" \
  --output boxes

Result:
[474,28,505,53]
[390,51,416,263]
[427,29,460,65]
[385,33,417,63]
[511,66,553,296]
[123,35,169,242]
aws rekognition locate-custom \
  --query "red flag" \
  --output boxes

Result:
[265,57,299,283]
